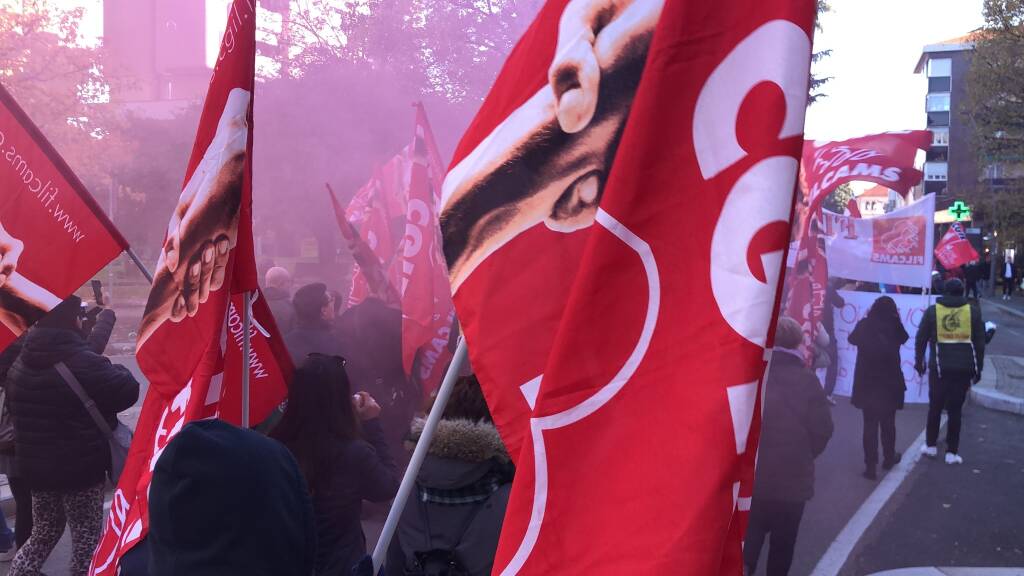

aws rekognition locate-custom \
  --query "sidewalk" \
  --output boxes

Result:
[972,355,1024,416]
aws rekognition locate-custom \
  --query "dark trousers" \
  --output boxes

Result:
[824,339,839,396]
[927,373,970,454]
[862,409,896,466]
[8,476,32,548]
[967,280,980,299]
[1004,278,1015,296]
[743,499,806,576]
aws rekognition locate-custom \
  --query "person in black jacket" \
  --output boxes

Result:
[336,296,415,464]
[849,296,909,480]
[272,354,400,575]
[915,278,985,464]
[744,317,834,576]
[7,296,139,576]
[148,419,316,576]
[285,282,345,363]
[386,376,513,576]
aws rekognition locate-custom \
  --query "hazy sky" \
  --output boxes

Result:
[804,0,985,142]
[66,0,986,142]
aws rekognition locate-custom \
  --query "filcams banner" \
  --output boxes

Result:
[0,84,127,351]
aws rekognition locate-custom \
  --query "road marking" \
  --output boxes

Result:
[810,416,945,576]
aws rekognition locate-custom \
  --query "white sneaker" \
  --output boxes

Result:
[921,444,938,457]
[945,452,963,465]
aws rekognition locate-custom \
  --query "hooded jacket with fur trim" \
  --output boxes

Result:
[385,418,513,576]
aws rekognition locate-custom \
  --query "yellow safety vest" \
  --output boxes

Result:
[936,303,971,344]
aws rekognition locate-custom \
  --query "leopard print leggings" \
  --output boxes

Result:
[9,483,104,576]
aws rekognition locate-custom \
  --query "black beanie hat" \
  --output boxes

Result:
[148,419,316,576]
[36,295,82,330]
[945,278,965,297]
[292,282,328,324]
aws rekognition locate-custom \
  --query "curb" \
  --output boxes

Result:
[970,386,1024,416]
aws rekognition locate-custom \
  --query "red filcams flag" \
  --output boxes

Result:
[91,3,292,573]
[440,1,815,573]
[0,83,128,351]
[935,222,979,270]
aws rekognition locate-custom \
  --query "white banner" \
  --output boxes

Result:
[822,194,935,288]
[832,290,932,404]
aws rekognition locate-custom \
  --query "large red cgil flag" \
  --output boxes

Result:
[90,2,292,573]
[400,104,455,396]
[439,0,815,573]
[0,83,129,351]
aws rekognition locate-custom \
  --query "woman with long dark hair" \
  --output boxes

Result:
[272,354,399,575]
[849,296,909,480]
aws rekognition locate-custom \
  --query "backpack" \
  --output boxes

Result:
[403,494,485,576]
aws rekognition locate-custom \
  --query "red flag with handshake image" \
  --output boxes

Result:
[935,222,979,270]
[440,0,814,573]
[0,83,128,351]
[91,2,292,573]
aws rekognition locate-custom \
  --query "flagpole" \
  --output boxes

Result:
[125,248,154,285]
[372,337,469,574]
[241,291,252,428]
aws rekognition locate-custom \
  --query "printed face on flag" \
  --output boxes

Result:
[137,88,251,347]
[441,0,661,292]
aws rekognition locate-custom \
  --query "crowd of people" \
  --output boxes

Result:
[745,277,987,576]
[0,253,1001,576]
[0,263,512,576]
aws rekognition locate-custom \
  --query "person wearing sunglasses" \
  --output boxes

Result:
[271,353,399,576]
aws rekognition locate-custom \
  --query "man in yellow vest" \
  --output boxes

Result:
[914,278,985,464]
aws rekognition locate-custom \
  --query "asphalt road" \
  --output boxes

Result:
[841,404,1024,575]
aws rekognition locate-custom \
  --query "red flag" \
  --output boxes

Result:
[0,83,128,351]
[935,222,979,270]
[801,131,931,230]
[91,3,292,573]
[400,104,455,395]
[847,197,862,218]
[440,1,814,573]
[785,235,829,364]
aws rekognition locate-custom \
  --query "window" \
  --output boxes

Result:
[927,93,950,112]
[925,162,948,181]
[927,57,952,77]
[928,111,950,126]
[928,76,952,92]
[932,127,949,146]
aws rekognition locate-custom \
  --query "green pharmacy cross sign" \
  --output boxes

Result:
[948,200,971,221]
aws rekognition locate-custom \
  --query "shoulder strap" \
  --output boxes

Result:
[55,361,114,441]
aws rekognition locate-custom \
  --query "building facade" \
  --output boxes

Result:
[104,0,210,105]
[915,35,979,211]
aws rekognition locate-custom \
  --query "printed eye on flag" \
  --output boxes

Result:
[91,2,292,573]
[440,0,815,573]
[0,83,128,351]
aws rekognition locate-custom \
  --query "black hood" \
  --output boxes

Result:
[18,327,88,369]
[937,295,969,308]
[149,419,317,576]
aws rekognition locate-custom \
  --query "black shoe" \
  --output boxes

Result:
[882,453,902,470]
[863,466,877,480]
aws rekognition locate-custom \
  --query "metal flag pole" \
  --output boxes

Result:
[241,291,253,428]
[372,338,469,574]
[125,248,154,285]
